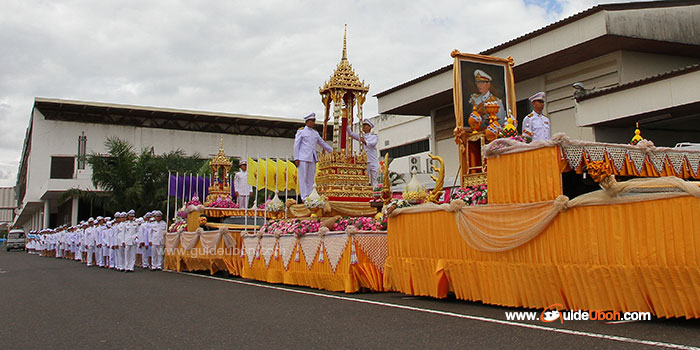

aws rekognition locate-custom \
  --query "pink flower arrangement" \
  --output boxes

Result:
[168,219,186,232]
[210,195,239,209]
[187,193,202,207]
[260,218,322,238]
[333,216,386,231]
[451,184,488,206]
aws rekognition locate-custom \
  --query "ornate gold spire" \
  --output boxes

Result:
[210,136,232,170]
[320,25,369,94]
[342,24,347,61]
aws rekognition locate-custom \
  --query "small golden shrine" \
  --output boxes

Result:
[316,25,373,201]
[204,136,233,205]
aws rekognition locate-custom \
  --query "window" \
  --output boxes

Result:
[77,132,87,170]
[380,139,429,159]
[516,99,533,133]
[50,156,75,179]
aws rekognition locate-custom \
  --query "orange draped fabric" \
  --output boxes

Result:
[164,232,242,276]
[240,240,384,293]
[487,147,563,204]
[165,232,384,293]
[385,196,700,319]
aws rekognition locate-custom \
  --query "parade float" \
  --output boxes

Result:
[164,29,390,292]
[164,43,700,317]
[383,50,700,319]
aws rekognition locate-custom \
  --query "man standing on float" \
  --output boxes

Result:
[234,160,251,208]
[294,112,333,200]
[347,119,379,187]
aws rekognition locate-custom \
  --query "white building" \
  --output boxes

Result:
[14,98,315,231]
[375,0,700,179]
[0,187,15,230]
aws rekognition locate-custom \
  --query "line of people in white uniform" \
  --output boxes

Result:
[26,210,167,272]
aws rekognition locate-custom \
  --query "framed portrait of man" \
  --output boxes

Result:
[452,50,516,130]
[451,50,516,186]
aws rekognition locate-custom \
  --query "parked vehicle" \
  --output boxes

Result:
[6,229,26,251]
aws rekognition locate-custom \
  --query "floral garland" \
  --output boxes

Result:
[451,184,488,205]
[333,216,387,231]
[260,218,322,238]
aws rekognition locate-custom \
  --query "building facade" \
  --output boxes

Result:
[375,0,700,178]
[14,98,314,231]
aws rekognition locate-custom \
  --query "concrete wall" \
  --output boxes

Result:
[576,69,700,127]
[619,51,699,83]
[17,108,297,228]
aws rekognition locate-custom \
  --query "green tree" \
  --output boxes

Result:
[63,137,206,217]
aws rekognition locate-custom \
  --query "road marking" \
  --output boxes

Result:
[174,271,699,350]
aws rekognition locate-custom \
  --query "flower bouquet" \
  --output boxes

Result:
[451,184,488,206]
[304,185,327,216]
[187,193,202,207]
[169,217,186,232]
[210,195,239,209]
[333,216,386,232]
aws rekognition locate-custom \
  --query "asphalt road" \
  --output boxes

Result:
[1,248,699,350]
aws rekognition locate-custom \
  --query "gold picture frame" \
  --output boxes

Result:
[451,50,516,186]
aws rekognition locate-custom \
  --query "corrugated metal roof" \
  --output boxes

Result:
[0,187,16,208]
[0,209,13,222]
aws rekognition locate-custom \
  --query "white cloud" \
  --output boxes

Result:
[0,0,627,186]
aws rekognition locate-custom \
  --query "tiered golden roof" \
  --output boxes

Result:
[316,25,373,201]
[209,136,233,172]
[205,136,233,205]
[320,25,369,94]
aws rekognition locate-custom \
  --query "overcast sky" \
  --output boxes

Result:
[0,0,628,187]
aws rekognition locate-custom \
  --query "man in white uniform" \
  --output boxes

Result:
[138,212,151,269]
[123,210,139,272]
[347,119,379,187]
[149,211,167,270]
[293,112,333,200]
[522,91,551,141]
[234,161,252,208]
[95,217,105,267]
[84,218,97,267]
[115,212,127,271]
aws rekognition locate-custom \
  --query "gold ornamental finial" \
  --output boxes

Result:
[342,24,348,61]
[219,135,224,152]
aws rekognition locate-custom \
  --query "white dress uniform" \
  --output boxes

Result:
[522,112,551,141]
[123,219,139,271]
[234,168,251,208]
[107,224,116,268]
[293,114,333,200]
[522,92,551,141]
[149,217,167,270]
[55,231,63,258]
[115,219,126,271]
[138,219,151,269]
[85,224,96,266]
[95,223,104,267]
[347,124,380,187]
